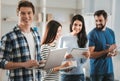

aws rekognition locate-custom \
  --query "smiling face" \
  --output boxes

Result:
[71,20,82,35]
[95,15,107,30]
[17,7,34,27]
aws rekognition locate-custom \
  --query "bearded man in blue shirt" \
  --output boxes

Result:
[88,10,117,81]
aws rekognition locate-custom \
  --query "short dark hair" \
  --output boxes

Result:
[94,10,107,19]
[17,0,35,14]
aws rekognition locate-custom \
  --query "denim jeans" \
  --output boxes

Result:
[90,73,114,81]
[60,74,84,81]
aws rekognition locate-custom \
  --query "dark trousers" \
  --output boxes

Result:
[90,73,114,81]
[60,74,84,81]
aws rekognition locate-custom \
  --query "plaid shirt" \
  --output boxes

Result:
[0,25,41,81]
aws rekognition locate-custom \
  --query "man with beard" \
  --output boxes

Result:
[88,10,117,81]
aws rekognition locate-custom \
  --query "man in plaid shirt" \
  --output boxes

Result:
[0,1,42,81]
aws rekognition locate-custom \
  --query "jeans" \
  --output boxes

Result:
[60,74,84,81]
[90,73,114,81]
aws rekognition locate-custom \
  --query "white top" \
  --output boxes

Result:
[22,32,36,60]
[22,31,36,81]
[58,33,84,74]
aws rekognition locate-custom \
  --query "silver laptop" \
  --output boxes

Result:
[38,48,67,70]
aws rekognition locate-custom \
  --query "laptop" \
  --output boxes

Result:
[31,48,67,70]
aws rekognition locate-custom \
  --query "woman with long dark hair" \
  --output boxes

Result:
[58,14,90,81]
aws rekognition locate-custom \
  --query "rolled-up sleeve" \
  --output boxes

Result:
[0,35,12,69]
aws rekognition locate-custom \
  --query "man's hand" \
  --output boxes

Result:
[23,60,39,68]
[107,49,118,57]
[107,44,117,57]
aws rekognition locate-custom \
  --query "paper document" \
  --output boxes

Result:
[115,46,120,50]
[71,48,88,59]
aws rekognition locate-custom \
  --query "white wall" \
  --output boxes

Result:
[0,0,1,38]
[84,14,113,34]
[46,8,76,35]
[112,0,120,80]
[46,0,77,9]
[45,0,82,35]
[84,0,112,14]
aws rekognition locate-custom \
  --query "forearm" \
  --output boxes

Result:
[45,66,61,73]
[5,62,25,70]
[52,66,62,72]
[90,49,109,58]
[89,44,117,59]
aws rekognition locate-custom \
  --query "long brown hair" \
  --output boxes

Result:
[41,20,62,45]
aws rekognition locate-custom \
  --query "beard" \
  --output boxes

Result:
[96,24,105,30]
[96,24,105,31]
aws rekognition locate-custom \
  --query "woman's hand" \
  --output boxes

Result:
[64,54,73,59]
[53,61,73,72]
[61,61,72,68]
[39,60,46,64]
[60,61,73,72]
[82,51,90,58]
